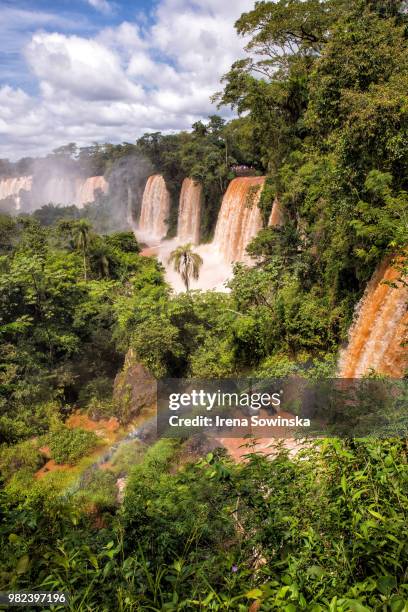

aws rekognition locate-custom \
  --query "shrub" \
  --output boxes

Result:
[74,469,118,512]
[0,440,43,482]
[47,427,98,464]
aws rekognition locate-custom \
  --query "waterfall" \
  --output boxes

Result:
[177,178,202,245]
[0,176,32,210]
[42,176,107,208]
[338,259,408,378]
[75,176,108,207]
[213,177,265,263]
[138,175,170,242]
[41,176,78,206]
[268,198,284,227]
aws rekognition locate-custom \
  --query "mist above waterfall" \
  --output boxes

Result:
[102,154,154,234]
[0,148,154,237]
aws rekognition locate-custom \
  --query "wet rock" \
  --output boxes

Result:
[113,349,156,423]
[181,434,219,458]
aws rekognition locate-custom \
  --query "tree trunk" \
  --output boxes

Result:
[83,249,87,281]
[183,253,189,292]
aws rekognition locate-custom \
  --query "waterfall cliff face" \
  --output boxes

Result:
[339,260,408,378]
[0,176,32,209]
[76,176,108,207]
[177,178,202,244]
[213,177,265,263]
[138,175,170,242]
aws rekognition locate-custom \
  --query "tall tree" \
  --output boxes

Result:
[73,220,91,281]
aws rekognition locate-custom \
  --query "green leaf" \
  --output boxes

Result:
[389,596,405,612]
[368,509,385,521]
[377,575,396,595]
[8,533,19,544]
[16,555,30,575]
[245,588,263,599]
[306,565,325,578]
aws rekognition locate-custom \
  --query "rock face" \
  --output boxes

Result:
[113,349,156,422]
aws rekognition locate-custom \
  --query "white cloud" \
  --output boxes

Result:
[26,33,143,101]
[1,0,255,160]
[87,0,113,15]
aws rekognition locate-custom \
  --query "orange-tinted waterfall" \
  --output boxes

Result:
[268,198,284,227]
[138,175,170,241]
[339,259,408,378]
[76,176,108,207]
[213,177,265,263]
[0,176,32,209]
[177,178,202,244]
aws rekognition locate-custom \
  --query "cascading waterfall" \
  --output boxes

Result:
[177,178,202,244]
[41,176,77,206]
[143,175,267,292]
[268,198,284,227]
[75,176,108,207]
[338,259,408,378]
[0,176,32,209]
[138,175,170,242]
[212,177,265,263]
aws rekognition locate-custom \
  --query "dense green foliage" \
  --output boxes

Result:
[0,216,164,444]
[47,427,99,465]
[2,439,408,610]
[213,0,408,348]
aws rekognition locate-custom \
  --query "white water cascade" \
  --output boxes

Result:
[137,175,170,242]
[140,175,267,292]
[212,177,265,263]
[177,178,202,245]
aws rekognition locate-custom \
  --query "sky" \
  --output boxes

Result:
[0,0,255,160]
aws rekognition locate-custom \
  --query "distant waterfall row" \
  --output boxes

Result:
[0,176,33,210]
[0,175,108,210]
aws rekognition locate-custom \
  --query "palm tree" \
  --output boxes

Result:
[168,243,203,292]
[92,242,111,278]
[73,220,91,280]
